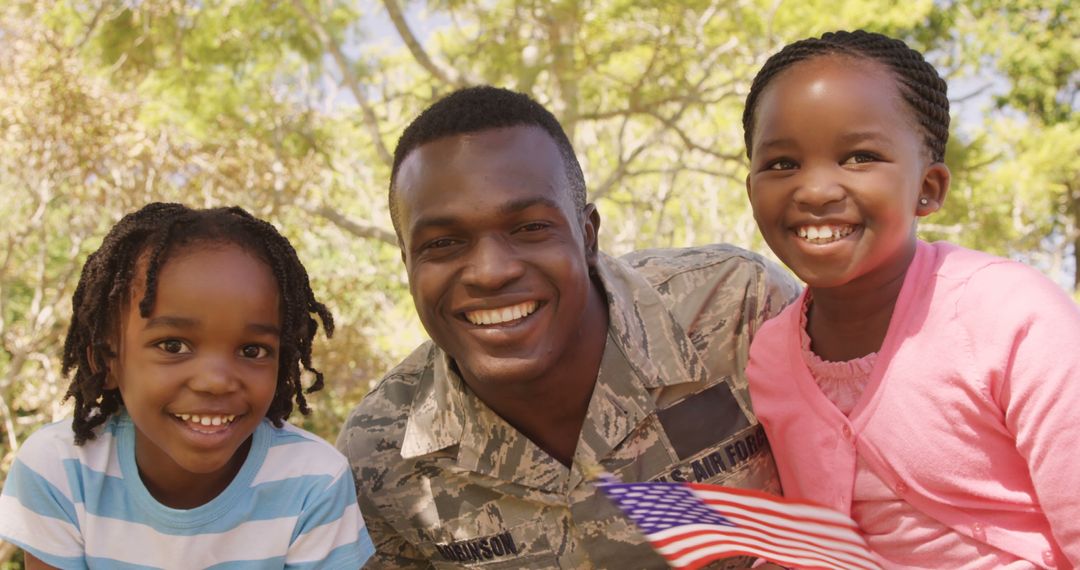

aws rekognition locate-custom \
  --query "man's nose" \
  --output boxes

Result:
[460,235,526,290]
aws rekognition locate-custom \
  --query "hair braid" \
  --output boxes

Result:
[743,29,950,162]
[61,203,333,444]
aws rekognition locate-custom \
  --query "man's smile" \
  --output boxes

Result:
[463,300,540,326]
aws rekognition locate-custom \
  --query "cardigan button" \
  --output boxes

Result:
[894,481,908,494]
[841,424,852,440]
[971,522,986,541]
[1042,550,1057,567]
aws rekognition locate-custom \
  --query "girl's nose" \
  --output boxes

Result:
[794,167,845,209]
[188,356,240,394]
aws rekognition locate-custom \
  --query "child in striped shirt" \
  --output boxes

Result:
[0,203,374,569]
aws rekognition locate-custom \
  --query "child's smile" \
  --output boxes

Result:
[109,243,281,508]
[746,54,947,293]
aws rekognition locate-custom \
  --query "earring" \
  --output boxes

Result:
[919,197,929,206]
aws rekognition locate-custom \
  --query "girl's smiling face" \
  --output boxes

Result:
[108,243,281,508]
[746,55,949,294]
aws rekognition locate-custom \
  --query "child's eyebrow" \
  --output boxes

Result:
[247,323,281,336]
[144,316,280,337]
[145,315,198,330]
[837,131,888,145]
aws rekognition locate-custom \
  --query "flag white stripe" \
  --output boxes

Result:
[650,499,866,547]
[719,511,872,558]
[651,525,877,570]
[666,540,878,570]
[691,487,855,526]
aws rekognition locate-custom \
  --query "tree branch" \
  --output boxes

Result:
[305,203,399,245]
[381,0,465,87]
[291,0,393,166]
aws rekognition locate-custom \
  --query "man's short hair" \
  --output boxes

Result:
[388,86,587,236]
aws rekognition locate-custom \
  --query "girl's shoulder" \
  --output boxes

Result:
[923,240,1077,325]
[17,415,122,468]
[258,420,352,478]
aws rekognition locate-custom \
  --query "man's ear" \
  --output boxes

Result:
[745,173,752,200]
[582,203,601,267]
[917,162,950,217]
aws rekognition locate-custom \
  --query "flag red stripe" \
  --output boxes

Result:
[652,526,879,569]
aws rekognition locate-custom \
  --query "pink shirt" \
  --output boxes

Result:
[748,241,1080,569]
[799,296,1037,568]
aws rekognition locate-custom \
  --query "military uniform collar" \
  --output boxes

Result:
[400,252,707,461]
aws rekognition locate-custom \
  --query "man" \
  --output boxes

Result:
[337,86,799,568]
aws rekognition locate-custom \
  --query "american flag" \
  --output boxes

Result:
[596,479,881,570]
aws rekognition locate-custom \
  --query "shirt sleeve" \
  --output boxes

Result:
[749,257,801,342]
[335,425,435,569]
[0,436,86,569]
[965,262,1080,564]
[284,459,375,569]
[357,503,436,570]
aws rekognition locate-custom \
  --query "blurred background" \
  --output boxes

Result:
[0,0,1076,564]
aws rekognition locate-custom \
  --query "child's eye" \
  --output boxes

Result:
[766,158,798,171]
[239,345,272,359]
[155,339,191,354]
[844,152,879,165]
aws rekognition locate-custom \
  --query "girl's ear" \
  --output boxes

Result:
[87,345,118,389]
[917,162,951,217]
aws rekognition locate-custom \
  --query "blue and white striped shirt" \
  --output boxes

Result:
[0,413,374,569]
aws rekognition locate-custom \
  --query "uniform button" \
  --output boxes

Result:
[1042,550,1057,567]
[894,481,908,494]
[841,425,852,440]
[971,522,986,541]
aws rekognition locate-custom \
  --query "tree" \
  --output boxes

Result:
[0,1,1075,562]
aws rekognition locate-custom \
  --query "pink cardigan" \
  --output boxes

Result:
[747,241,1080,569]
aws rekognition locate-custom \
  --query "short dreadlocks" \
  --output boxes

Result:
[61,202,334,444]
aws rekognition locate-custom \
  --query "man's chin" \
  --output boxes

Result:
[453,353,551,391]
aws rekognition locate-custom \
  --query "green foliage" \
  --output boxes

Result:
[0,2,1075,563]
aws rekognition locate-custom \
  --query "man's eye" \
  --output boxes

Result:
[425,238,456,250]
[156,339,190,354]
[518,222,550,232]
[240,345,271,359]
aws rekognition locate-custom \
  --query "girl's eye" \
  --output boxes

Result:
[156,339,191,354]
[240,345,271,359]
[845,152,879,164]
[766,159,798,171]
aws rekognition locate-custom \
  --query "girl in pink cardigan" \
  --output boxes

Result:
[742,30,1079,568]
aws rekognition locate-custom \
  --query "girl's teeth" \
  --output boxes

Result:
[176,414,236,426]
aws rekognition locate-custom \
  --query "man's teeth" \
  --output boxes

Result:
[465,301,538,325]
[175,413,236,427]
[797,224,855,243]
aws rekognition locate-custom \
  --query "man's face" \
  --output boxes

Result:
[394,125,599,389]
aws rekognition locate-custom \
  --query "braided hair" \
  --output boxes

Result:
[743,30,950,162]
[61,203,334,445]
[388,86,587,237]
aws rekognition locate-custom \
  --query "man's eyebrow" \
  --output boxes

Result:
[499,196,562,215]
[409,196,564,236]
[409,214,461,235]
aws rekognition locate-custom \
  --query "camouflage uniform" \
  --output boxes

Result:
[338,245,800,569]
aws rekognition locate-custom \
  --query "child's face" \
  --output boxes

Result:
[746,55,947,292]
[109,243,280,506]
